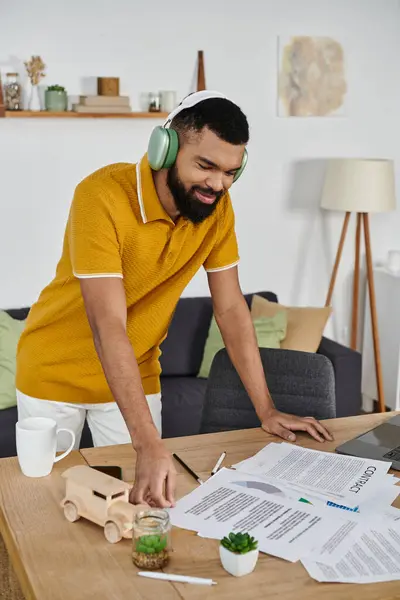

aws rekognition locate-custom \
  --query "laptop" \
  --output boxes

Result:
[335,414,400,471]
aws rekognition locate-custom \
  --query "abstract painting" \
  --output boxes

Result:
[278,36,347,117]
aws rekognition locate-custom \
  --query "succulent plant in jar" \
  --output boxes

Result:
[131,509,171,570]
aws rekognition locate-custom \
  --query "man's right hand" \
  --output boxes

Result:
[130,439,177,508]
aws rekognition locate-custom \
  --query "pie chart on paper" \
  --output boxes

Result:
[230,480,286,498]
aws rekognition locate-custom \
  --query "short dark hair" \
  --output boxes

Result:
[171,97,249,145]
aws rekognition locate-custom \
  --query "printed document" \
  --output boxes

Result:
[302,520,400,583]
[233,442,391,505]
[169,468,358,562]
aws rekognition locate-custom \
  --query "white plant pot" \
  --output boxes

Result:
[219,545,259,577]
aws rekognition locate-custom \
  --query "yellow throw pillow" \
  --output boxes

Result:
[251,295,332,353]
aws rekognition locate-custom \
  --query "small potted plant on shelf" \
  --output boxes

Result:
[45,85,68,112]
[219,531,259,577]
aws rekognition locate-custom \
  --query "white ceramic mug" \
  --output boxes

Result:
[16,417,76,477]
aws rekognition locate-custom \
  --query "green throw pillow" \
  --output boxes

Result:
[0,311,26,410]
[198,310,287,379]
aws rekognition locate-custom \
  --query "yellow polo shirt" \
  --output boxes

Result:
[16,154,240,404]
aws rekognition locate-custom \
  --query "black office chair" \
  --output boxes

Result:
[200,347,336,434]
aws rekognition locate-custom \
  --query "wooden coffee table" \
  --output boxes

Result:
[1,412,400,600]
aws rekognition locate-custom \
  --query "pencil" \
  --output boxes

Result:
[211,451,226,475]
[173,453,204,485]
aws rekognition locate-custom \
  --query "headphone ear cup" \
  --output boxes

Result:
[163,128,179,169]
[233,148,248,183]
[148,127,179,170]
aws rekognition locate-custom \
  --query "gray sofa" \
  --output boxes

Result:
[0,291,362,457]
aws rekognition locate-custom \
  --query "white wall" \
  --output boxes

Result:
[1,0,400,344]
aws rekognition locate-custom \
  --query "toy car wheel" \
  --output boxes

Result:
[104,521,122,544]
[64,501,80,522]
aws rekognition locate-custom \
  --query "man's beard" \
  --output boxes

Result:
[167,164,224,224]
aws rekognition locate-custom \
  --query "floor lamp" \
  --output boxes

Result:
[320,158,396,413]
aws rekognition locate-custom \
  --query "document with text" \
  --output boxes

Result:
[169,468,357,562]
[233,442,392,506]
[302,520,400,583]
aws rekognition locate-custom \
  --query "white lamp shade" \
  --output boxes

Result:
[321,159,396,213]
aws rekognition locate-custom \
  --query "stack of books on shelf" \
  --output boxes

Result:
[72,95,132,113]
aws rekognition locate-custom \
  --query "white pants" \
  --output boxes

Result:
[16,390,162,452]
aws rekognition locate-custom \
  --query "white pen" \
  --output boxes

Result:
[137,572,217,586]
[211,451,226,475]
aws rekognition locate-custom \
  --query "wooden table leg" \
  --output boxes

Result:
[325,211,351,307]
[363,213,385,413]
[0,534,25,600]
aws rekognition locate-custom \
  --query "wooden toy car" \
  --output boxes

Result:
[60,465,144,543]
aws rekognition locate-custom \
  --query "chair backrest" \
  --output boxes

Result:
[200,348,336,434]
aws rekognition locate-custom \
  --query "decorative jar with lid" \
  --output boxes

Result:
[4,73,22,111]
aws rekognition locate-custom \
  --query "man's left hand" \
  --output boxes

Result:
[261,409,333,443]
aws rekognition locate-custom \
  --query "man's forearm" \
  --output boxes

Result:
[214,297,275,421]
[92,322,160,448]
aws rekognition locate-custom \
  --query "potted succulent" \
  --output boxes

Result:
[132,533,170,570]
[219,532,259,577]
[45,85,68,112]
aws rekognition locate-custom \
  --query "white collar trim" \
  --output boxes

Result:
[136,158,147,224]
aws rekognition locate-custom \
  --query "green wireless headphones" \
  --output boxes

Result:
[147,90,248,183]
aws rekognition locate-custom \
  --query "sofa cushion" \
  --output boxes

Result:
[159,291,278,377]
[159,297,214,377]
[0,311,26,410]
[198,311,287,378]
[161,376,207,438]
[5,308,30,321]
[251,295,332,353]
[0,406,18,458]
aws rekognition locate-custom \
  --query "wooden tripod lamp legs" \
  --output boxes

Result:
[363,214,385,413]
[325,211,385,413]
[325,212,351,307]
[351,214,362,350]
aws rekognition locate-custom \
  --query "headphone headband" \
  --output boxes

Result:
[163,90,231,128]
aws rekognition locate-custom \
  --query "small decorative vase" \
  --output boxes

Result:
[45,90,68,112]
[219,545,259,577]
[28,84,41,111]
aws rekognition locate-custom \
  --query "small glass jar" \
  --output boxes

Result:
[148,92,161,112]
[4,72,22,111]
[132,509,171,569]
